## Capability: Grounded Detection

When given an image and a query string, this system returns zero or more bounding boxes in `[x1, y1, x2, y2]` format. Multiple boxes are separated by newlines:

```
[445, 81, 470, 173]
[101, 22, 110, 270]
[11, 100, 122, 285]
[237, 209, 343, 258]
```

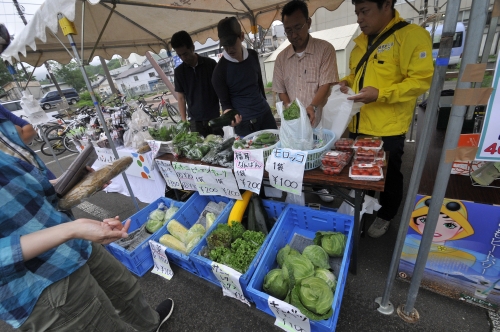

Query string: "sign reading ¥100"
[477, 55, 500, 161]
[265, 148, 308, 195]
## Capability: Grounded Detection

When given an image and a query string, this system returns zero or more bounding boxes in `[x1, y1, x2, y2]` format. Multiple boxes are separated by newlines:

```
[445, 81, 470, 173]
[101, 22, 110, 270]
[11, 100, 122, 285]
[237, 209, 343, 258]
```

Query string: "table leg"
[350, 189, 363, 275]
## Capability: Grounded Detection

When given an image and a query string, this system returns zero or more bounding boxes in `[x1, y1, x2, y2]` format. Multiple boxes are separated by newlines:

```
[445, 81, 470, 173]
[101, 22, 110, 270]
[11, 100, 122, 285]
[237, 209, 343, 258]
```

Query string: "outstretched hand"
[75, 218, 131, 245]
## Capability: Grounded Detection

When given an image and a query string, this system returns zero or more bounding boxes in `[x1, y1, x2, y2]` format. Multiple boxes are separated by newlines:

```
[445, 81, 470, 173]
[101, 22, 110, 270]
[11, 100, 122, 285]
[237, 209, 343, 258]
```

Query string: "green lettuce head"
[291, 276, 334, 320]
[314, 268, 337, 291]
[277, 244, 301, 268]
[282, 254, 315, 286]
[313, 231, 347, 257]
[302, 245, 330, 269]
[263, 269, 289, 300]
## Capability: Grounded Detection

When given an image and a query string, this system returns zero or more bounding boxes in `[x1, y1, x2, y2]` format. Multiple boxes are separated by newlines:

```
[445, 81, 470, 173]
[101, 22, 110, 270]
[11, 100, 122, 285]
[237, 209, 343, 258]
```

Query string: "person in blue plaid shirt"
[0, 104, 174, 331]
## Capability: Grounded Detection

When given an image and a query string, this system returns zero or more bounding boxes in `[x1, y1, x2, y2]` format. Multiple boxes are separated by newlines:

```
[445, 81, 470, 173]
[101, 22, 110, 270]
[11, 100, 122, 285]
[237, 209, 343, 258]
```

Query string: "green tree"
[1, 61, 30, 87]
[52, 61, 86, 92]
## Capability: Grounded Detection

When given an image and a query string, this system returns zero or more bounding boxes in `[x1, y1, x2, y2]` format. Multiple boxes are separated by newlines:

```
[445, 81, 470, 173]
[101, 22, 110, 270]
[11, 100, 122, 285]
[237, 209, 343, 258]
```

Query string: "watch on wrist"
[309, 104, 318, 113]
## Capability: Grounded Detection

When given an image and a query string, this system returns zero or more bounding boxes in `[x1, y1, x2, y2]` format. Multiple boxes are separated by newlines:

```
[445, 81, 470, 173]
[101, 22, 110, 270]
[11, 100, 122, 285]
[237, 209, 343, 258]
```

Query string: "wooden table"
[157, 154, 387, 274]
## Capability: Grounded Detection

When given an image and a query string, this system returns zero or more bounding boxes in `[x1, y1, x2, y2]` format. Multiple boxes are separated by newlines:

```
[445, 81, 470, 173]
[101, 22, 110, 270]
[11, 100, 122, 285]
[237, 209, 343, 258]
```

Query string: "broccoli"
[230, 222, 246, 242]
[206, 224, 232, 250]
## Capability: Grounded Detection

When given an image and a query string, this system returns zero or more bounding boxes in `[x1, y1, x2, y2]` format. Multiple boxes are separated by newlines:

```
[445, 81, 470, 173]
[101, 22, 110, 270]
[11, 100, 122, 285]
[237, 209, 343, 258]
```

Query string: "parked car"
[39, 88, 80, 110]
[0, 100, 23, 112]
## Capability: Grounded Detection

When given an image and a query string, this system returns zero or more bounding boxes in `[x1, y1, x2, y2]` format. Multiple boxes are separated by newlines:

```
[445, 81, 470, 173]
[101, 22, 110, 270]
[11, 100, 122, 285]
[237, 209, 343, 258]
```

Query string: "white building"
[114, 56, 173, 95]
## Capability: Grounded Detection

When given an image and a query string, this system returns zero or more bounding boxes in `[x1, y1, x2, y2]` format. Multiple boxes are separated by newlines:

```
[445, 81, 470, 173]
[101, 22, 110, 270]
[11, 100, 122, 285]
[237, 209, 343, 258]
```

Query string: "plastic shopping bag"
[20, 91, 49, 125]
[123, 109, 153, 148]
[320, 85, 362, 141]
[337, 190, 381, 219]
[277, 99, 313, 150]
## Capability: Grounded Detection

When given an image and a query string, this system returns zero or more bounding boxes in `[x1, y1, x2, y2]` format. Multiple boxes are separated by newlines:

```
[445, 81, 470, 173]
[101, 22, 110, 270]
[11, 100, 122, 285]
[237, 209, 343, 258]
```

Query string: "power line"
[1, 13, 34, 15]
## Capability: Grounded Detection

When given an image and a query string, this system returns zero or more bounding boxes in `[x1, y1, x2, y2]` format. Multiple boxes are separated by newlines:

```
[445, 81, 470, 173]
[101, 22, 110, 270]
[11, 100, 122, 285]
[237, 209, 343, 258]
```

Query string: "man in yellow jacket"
[340, 0, 433, 238]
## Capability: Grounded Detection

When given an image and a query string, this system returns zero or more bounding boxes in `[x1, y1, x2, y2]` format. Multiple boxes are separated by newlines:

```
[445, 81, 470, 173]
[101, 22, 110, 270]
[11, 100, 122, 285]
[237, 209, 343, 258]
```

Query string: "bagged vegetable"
[159, 234, 187, 254]
[164, 203, 179, 224]
[167, 219, 189, 243]
[185, 224, 206, 244]
[313, 231, 347, 257]
[145, 202, 167, 233]
[186, 234, 204, 253]
[277, 99, 313, 150]
[205, 212, 216, 229]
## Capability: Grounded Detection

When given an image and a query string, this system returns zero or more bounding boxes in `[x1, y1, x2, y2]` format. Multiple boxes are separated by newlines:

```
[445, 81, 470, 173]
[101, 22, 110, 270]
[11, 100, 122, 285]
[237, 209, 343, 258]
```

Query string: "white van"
[425, 22, 466, 66]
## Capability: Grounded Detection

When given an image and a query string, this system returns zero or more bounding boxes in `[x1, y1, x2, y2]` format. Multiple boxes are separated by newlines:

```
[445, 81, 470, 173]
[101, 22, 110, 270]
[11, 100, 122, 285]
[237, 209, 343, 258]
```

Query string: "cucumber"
[247, 197, 256, 231]
[216, 137, 236, 152]
[251, 196, 269, 235]
[208, 109, 240, 128]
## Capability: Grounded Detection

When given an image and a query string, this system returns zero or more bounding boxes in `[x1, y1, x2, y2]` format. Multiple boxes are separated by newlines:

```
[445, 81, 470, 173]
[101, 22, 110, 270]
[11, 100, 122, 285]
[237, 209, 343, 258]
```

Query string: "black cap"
[217, 17, 242, 46]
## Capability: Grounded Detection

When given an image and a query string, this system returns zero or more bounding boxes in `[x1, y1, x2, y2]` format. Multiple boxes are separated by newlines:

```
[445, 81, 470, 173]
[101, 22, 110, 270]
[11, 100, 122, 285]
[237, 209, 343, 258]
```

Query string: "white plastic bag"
[20, 91, 49, 125]
[277, 99, 313, 150]
[123, 109, 153, 148]
[337, 190, 381, 219]
[320, 85, 362, 141]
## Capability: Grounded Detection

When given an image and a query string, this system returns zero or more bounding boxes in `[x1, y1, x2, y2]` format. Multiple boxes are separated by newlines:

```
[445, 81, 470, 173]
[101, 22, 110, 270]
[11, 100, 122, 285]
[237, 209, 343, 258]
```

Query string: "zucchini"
[247, 198, 256, 231]
[251, 196, 269, 235]
[228, 190, 253, 226]
[208, 109, 240, 128]
[216, 137, 236, 152]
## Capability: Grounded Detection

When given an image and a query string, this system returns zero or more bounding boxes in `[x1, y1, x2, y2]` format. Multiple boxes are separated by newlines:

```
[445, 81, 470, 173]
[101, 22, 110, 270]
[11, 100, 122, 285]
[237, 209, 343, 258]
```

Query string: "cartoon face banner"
[399, 195, 500, 310]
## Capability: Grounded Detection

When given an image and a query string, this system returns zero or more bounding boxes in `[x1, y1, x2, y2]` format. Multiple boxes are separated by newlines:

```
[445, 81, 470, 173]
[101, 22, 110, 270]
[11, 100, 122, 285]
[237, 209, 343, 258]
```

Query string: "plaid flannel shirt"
[0, 118, 91, 328]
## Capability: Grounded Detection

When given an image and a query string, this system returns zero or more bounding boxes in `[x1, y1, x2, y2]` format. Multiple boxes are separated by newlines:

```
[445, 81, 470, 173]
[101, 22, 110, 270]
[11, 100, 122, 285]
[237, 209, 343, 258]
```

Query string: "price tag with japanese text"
[172, 162, 198, 191]
[268, 296, 310, 332]
[209, 166, 242, 200]
[147, 140, 162, 159]
[155, 159, 182, 189]
[211, 262, 250, 306]
[189, 164, 219, 196]
[149, 240, 174, 280]
[265, 148, 308, 195]
[233, 149, 265, 194]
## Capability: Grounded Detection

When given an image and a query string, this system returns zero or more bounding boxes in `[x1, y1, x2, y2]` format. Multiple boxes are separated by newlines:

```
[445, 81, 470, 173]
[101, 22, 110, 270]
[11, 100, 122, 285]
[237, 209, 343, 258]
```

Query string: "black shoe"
[156, 298, 174, 332]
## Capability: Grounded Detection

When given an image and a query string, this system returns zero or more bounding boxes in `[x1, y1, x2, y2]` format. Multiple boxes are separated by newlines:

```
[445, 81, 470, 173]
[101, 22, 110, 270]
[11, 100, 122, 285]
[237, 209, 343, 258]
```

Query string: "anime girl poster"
[399, 195, 500, 310]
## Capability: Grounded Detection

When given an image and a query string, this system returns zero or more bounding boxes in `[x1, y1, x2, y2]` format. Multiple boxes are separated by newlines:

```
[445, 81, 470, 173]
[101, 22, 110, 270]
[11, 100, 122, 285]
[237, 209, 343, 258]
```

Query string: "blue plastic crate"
[189, 199, 287, 301]
[150, 193, 234, 275]
[246, 205, 353, 332]
[106, 197, 184, 277]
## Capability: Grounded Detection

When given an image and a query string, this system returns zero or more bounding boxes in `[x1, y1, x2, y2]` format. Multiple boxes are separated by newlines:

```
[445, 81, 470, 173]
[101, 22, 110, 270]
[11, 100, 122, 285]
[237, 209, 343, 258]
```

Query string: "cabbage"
[164, 206, 179, 224]
[282, 254, 315, 285]
[277, 245, 301, 268]
[149, 202, 166, 222]
[302, 245, 330, 269]
[313, 231, 347, 257]
[145, 218, 163, 233]
[263, 269, 289, 300]
[314, 268, 337, 291]
[291, 277, 334, 320]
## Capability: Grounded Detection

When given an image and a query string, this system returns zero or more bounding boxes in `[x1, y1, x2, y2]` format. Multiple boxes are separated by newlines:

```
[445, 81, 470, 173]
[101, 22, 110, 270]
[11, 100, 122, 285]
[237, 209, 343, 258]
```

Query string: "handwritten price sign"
[149, 240, 174, 280]
[172, 162, 198, 191]
[211, 262, 250, 306]
[265, 148, 308, 195]
[190, 164, 219, 196]
[233, 149, 264, 194]
[155, 160, 182, 189]
[477, 56, 500, 161]
[210, 166, 242, 200]
[268, 296, 310, 332]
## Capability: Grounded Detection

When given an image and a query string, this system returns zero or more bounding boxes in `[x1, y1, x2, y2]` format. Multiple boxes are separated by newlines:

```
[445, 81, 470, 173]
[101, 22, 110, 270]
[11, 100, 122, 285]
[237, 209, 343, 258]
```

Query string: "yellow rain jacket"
[341, 10, 434, 136]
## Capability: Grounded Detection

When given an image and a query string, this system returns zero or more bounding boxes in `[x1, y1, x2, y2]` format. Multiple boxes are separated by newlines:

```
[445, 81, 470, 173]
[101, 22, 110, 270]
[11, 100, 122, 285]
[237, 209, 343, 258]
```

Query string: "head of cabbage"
[291, 276, 334, 320]
[282, 254, 315, 286]
[263, 269, 289, 300]
[313, 231, 347, 257]
[314, 268, 337, 291]
[277, 245, 301, 268]
[302, 245, 330, 270]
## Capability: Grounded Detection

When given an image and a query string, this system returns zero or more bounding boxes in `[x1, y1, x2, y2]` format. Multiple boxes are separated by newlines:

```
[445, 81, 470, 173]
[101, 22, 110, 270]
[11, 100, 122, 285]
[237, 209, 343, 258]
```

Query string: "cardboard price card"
[189, 164, 220, 196]
[210, 166, 242, 200]
[268, 296, 310, 332]
[265, 148, 308, 195]
[233, 149, 265, 194]
[155, 159, 182, 189]
[172, 162, 198, 191]
[148, 240, 174, 280]
[211, 262, 250, 306]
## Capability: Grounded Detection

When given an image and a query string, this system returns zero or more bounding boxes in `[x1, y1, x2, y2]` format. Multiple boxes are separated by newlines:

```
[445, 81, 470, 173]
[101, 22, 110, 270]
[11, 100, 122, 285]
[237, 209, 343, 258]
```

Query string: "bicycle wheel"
[63, 136, 79, 153]
[167, 104, 181, 123]
[34, 123, 54, 142]
[45, 125, 64, 139]
[40, 137, 66, 156]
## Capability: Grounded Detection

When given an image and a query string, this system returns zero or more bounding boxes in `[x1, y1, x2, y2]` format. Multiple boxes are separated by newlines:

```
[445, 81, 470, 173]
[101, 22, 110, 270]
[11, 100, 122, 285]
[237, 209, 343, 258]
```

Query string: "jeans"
[350, 133, 405, 221]
[19, 243, 159, 332]
[234, 110, 277, 137]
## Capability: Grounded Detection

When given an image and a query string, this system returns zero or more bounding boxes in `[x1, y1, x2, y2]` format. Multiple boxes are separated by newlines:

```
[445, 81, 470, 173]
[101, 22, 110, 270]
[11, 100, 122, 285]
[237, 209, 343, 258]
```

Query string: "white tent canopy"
[263, 23, 360, 83]
[2, 0, 344, 66]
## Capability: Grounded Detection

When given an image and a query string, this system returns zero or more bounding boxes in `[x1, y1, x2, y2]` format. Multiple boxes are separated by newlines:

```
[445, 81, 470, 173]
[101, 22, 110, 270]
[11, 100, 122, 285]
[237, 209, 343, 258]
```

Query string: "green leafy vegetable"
[230, 222, 246, 241]
[263, 269, 289, 300]
[277, 245, 300, 268]
[290, 277, 334, 320]
[314, 268, 337, 291]
[283, 100, 300, 120]
[302, 245, 330, 270]
[282, 254, 315, 286]
[145, 218, 163, 234]
[206, 224, 232, 250]
[313, 231, 347, 257]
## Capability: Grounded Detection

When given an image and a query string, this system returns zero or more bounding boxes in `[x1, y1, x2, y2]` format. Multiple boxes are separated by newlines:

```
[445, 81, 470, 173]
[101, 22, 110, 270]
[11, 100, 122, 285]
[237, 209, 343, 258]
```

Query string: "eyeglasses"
[284, 21, 307, 37]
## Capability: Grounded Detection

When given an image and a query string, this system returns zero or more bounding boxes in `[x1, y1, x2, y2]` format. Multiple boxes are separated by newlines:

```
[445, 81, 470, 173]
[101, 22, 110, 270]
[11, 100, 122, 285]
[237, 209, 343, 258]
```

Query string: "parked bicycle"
[153, 91, 181, 124]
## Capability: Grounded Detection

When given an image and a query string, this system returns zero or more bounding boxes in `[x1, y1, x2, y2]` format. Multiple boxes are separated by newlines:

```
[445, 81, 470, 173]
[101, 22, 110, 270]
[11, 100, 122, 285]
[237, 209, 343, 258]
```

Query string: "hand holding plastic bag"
[277, 99, 313, 150]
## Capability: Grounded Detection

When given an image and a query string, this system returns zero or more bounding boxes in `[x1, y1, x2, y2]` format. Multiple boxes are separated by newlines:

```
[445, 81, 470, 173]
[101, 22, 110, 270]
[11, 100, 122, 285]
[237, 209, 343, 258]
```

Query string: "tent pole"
[100, 56, 118, 95]
[58, 14, 140, 212]
[145, 52, 178, 101]
[374, 0, 461, 317]
[399, 0, 489, 319]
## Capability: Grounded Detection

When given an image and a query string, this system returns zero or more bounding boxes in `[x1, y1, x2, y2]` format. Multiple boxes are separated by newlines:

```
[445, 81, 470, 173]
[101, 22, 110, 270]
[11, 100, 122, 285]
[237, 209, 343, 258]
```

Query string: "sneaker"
[367, 217, 390, 238]
[316, 189, 334, 203]
[156, 298, 174, 332]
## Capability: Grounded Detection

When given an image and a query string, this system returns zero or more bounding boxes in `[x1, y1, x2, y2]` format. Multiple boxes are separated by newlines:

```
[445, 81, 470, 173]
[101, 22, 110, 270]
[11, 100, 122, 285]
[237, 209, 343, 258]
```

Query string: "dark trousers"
[190, 120, 224, 137]
[234, 110, 277, 137]
[350, 133, 405, 221]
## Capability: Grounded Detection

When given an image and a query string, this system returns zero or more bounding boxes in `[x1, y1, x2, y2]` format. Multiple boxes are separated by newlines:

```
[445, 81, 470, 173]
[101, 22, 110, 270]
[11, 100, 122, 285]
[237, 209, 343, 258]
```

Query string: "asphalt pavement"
[0, 114, 494, 332]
